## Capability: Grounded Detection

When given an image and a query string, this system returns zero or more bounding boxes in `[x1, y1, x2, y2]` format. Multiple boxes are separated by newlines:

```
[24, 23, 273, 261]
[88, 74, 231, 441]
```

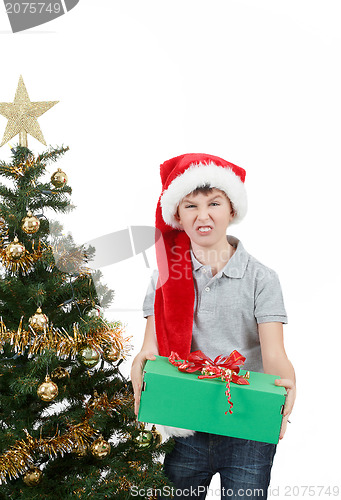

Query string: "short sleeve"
[254, 270, 288, 324]
[142, 269, 159, 318]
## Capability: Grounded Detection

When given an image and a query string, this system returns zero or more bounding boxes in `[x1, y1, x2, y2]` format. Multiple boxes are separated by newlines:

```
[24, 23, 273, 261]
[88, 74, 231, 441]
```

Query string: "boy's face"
[174, 188, 234, 248]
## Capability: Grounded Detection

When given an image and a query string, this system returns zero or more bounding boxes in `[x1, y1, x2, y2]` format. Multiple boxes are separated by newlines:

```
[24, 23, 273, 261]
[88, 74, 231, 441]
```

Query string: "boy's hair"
[190, 183, 214, 196]
[176, 184, 236, 217]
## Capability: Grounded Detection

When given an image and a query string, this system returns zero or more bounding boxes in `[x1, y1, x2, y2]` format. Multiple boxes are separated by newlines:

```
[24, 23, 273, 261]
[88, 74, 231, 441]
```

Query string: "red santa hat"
[154, 153, 247, 359]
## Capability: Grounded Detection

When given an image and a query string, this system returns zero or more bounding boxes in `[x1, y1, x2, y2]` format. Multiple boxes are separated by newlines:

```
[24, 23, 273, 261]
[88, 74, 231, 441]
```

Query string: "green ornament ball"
[133, 429, 153, 450]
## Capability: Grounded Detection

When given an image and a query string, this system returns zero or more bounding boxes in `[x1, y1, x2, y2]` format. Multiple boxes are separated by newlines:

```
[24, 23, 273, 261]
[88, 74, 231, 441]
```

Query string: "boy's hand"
[275, 378, 296, 440]
[130, 351, 157, 417]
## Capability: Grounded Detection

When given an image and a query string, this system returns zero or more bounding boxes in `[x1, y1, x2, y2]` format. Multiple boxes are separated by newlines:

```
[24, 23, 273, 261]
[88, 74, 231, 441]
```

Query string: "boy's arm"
[258, 322, 296, 440]
[130, 315, 159, 416]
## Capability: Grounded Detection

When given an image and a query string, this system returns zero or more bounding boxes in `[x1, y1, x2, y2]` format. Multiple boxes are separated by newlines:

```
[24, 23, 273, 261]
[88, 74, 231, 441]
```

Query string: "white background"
[0, 1, 340, 497]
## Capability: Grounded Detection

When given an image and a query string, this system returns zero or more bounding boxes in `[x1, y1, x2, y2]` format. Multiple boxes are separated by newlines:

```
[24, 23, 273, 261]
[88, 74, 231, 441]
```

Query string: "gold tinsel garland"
[87, 390, 135, 417]
[0, 153, 36, 179]
[0, 421, 98, 485]
[0, 217, 7, 242]
[2, 154, 36, 180]
[0, 318, 131, 360]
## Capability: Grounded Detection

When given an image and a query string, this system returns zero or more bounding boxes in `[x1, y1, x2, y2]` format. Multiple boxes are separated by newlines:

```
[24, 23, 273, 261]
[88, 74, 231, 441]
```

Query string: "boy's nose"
[197, 209, 211, 221]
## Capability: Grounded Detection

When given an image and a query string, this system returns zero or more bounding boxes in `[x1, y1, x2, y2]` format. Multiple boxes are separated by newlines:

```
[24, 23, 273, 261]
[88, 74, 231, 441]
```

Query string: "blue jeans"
[160, 432, 276, 499]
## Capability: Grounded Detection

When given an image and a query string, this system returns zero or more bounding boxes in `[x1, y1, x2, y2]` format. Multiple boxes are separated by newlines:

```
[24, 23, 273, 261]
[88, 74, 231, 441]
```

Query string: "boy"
[131, 153, 296, 500]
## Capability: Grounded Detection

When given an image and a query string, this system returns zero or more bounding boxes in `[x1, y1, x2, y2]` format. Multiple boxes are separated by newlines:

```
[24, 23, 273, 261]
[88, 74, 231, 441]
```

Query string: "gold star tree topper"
[0, 75, 58, 147]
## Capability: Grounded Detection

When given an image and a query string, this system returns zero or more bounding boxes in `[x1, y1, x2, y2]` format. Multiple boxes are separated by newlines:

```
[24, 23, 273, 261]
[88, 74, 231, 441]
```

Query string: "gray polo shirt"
[143, 235, 287, 373]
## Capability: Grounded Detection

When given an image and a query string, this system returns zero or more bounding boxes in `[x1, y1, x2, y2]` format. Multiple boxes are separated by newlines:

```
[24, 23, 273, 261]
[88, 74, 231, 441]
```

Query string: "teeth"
[198, 227, 211, 232]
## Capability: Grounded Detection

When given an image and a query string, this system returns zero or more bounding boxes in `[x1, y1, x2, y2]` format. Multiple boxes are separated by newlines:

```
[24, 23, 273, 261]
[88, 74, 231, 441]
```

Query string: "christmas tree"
[0, 77, 173, 499]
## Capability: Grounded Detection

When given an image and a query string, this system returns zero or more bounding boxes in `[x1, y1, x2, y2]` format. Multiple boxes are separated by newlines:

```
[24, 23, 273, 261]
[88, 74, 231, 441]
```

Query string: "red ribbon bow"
[169, 350, 250, 414]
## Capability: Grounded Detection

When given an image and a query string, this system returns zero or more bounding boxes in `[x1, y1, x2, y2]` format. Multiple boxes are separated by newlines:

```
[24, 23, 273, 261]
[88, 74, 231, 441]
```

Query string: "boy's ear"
[174, 214, 182, 225]
[174, 209, 182, 226]
[230, 202, 236, 218]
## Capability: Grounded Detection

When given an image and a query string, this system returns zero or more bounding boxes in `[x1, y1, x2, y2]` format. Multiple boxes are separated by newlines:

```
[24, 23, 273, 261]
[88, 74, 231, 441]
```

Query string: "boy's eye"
[184, 202, 220, 208]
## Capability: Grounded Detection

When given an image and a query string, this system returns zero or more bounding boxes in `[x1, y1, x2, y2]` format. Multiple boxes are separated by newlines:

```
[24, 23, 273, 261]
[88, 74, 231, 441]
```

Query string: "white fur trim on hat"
[143, 423, 196, 440]
[160, 161, 247, 229]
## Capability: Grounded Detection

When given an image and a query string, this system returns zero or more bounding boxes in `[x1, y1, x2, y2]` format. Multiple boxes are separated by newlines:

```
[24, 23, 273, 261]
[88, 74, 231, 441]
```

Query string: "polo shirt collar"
[190, 235, 249, 279]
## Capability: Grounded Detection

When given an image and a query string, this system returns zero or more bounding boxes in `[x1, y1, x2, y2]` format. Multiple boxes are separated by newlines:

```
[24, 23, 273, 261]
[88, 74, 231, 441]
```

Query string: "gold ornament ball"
[51, 168, 68, 188]
[133, 429, 153, 449]
[91, 437, 111, 459]
[78, 346, 100, 368]
[29, 307, 49, 331]
[51, 366, 70, 382]
[37, 375, 58, 402]
[103, 345, 120, 363]
[5, 236, 25, 260]
[21, 211, 40, 234]
[23, 467, 42, 487]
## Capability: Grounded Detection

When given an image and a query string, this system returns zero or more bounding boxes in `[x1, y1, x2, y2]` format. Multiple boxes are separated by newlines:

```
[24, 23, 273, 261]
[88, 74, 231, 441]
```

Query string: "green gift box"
[138, 355, 286, 444]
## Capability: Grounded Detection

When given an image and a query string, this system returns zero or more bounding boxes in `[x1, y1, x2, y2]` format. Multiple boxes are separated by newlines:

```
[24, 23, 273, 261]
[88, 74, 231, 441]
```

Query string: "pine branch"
[0, 185, 17, 204]
[10, 145, 33, 164]
[36, 146, 70, 165]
